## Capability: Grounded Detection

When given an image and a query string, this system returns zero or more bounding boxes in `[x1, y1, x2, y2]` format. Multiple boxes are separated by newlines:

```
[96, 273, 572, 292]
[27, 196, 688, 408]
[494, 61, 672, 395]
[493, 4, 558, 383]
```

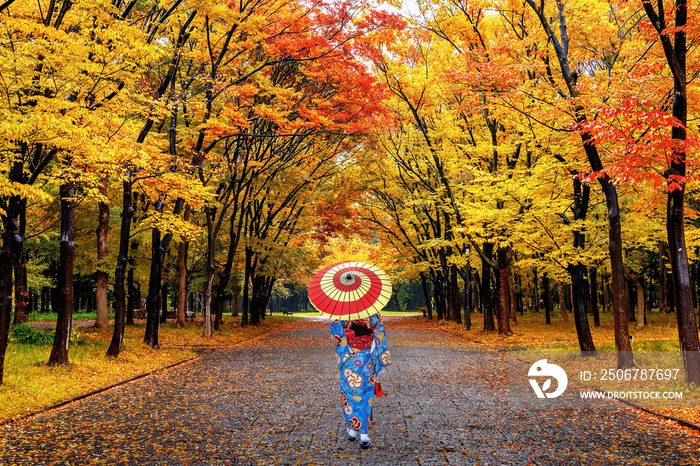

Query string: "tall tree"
[642, 0, 700, 382]
[522, 0, 630, 364]
[95, 182, 110, 328]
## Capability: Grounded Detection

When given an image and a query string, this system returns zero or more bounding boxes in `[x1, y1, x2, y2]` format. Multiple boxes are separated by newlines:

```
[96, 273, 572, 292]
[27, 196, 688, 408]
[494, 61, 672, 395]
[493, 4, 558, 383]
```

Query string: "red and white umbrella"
[308, 261, 392, 320]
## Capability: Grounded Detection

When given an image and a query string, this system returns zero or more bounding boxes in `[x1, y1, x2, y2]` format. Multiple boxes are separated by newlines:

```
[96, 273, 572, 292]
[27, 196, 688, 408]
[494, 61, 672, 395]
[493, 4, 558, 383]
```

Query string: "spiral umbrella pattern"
[307, 261, 392, 320]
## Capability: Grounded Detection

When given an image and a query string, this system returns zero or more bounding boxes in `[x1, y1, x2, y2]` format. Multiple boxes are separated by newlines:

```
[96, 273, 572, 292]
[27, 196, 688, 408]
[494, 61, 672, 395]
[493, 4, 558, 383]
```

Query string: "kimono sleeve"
[330, 320, 349, 360]
[370, 313, 391, 375]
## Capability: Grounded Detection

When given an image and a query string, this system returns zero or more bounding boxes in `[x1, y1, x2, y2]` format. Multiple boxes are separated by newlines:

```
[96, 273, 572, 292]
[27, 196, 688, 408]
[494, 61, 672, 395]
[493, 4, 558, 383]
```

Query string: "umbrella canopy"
[308, 261, 392, 320]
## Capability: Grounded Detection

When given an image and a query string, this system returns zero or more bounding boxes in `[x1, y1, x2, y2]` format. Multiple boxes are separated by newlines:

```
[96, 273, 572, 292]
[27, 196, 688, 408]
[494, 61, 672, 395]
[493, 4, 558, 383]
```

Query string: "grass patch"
[28, 311, 113, 322]
[434, 310, 680, 351]
[0, 316, 289, 422]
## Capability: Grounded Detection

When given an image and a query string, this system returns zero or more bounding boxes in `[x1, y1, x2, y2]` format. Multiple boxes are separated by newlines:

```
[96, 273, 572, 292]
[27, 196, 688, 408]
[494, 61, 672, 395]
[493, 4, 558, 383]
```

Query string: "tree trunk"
[95, 182, 110, 328]
[543, 273, 552, 325]
[642, 0, 700, 386]
[41, 287, 48, 313]
[626, 268, 645, 329]
[242, 247, 251, 326]
[472, 272, 479, 315]
[434, 273, 445, 320]
[144, 199, 164, 348]
[0, 213, 21, 383]
[12, 199, 28, 325]
[658, 242, 668, 313]
[462, 265, 472, 329]
[231, 275, 239, 317]
[557, 281, 569, 321]
[595, 174, 632, 367]
[107, 180, 134, 356]
[13, 252, 28, 325]
[533, 268, 539, 312]
[507, 248, 517, 325]
[160, 282, 169, 324]
[202, 207, 216, 337]
[249, 273, 263, 326]
[215, 216, 237, 330]
[48, 182, 75, 366]
[450, 263, 461, 324]
[127, 265, 136, 325]
[87, 290, 94, 314]
[602, 275, 610, 313]
[176, 238, 188, 327]
[482, 244, 496, 331]
[668, 172, 700, 380]
[496, 247, 513, 335]
[420, 272, 432, 319]
[568, 176, 595, 354]
[0, 254, 13, 384]
[516, 273, 525, 315]
[569, 264, 596, 353]
[590, 266, 600, 327]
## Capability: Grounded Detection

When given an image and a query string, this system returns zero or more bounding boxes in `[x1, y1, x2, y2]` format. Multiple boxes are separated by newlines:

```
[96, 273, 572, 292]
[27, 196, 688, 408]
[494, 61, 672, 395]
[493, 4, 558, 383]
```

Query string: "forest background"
[1, 0, 700, 401]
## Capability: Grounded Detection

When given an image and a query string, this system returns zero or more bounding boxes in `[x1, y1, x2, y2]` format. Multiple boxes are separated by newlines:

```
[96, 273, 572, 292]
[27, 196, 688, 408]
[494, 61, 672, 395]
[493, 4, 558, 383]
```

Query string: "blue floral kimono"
[330, 313, 391, 434]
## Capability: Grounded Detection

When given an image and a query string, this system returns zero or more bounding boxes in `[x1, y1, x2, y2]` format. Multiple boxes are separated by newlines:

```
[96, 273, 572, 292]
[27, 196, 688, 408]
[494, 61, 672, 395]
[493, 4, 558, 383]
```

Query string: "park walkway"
[1, 316, 699, 465]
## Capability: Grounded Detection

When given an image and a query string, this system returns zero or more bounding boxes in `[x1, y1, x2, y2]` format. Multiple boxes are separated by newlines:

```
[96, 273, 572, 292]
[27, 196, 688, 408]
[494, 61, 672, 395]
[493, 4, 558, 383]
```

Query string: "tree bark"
[12, 199, 28, 325]
[507, 248, 517, 325]
[215, 214, 237, 331]
[95, 182, 110, 328]
[482, 244, 496, 331]
[450, 263, 461, 324]
[48, 182, 75, 366]
[126, 263, 136, 325]
[533, 268, 539, 312]
[594, 166, 632, 367]
[231, 275, 239, 317]
[107, 180, 134, 356]
[659, 241, 670, 314]
[590, 266, 600, 327]
[0, 253, 13, 384]
[0, 215, 21, 383]
[568, 176, 595, 354]
[176, 222, 189, 327]
[144, 199, 164, 348]
[462, 265, 472, 329]
[202, 206, 217, 337]
[160, 282, 169, 324]
[543, 273, 552, 325]
[496, 247, 513, 335]
[625, 268, 645, 329]
[13, 252, 28, 325]
[558, 281, 569, 321]
[602, 275, 610, 313]
[242, 247, 251, 326]
[569, 263, 596, 353]
[420, 272, 432, 319]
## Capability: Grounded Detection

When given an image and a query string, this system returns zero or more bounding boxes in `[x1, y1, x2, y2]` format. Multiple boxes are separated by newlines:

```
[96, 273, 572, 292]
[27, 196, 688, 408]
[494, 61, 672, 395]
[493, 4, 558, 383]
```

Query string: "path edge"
[604, 392, 700, 432]
[436, 325, 700, 433]
[0, 325, 287, 427]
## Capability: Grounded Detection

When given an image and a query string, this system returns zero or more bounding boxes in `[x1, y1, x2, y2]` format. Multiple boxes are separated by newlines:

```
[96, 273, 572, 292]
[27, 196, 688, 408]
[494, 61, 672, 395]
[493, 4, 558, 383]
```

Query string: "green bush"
[10, 323, 54, 345]
[9, 323, 84, 346]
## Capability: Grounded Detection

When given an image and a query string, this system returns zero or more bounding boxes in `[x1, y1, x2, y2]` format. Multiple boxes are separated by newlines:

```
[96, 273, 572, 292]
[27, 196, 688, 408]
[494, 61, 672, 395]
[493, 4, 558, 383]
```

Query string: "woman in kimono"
[330, 313, 391, 449]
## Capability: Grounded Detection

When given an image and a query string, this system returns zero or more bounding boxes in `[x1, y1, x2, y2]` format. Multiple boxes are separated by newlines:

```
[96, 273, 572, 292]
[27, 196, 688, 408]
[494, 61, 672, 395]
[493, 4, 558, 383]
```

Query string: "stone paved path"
[2, 317, 700, 465]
